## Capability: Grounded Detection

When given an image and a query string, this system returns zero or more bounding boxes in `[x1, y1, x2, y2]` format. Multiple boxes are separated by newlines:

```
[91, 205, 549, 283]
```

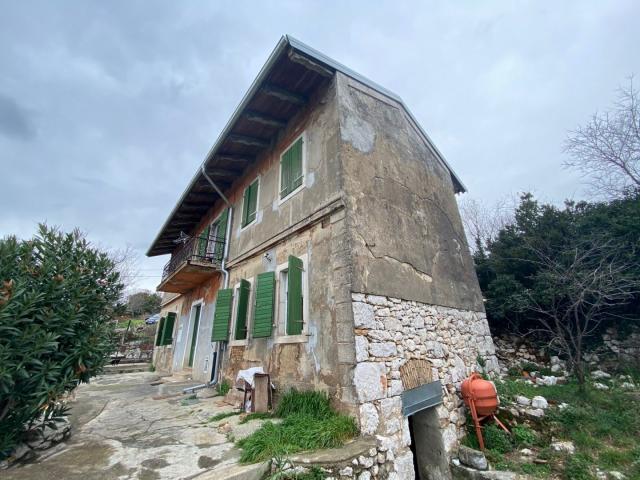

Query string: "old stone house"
[148, 36, 497, 479]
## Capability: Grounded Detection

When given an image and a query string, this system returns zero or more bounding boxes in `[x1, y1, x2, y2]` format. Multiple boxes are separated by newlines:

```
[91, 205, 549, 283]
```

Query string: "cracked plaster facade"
[153, 69, 496, 478]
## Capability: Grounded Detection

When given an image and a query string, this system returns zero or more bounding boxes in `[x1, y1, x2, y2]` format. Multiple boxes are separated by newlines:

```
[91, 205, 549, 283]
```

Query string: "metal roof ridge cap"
[146, 36, 291, 257]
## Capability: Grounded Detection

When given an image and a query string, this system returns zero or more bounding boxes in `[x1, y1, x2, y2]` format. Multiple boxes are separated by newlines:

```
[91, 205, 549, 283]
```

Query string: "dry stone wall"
[351, 293, 498, 478]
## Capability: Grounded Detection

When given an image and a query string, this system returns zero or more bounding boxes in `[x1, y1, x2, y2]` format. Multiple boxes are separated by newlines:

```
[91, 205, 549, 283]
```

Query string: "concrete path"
[4, 372, 255, 480]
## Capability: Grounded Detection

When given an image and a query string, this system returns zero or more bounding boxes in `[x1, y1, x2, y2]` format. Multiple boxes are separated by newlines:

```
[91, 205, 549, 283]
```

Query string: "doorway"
[408, 407, 451, 480]
[187, 304, 201, 368]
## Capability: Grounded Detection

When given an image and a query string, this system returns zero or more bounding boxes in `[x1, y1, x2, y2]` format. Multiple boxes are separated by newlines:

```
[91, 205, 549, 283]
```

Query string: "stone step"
[103, 363, 150, 374]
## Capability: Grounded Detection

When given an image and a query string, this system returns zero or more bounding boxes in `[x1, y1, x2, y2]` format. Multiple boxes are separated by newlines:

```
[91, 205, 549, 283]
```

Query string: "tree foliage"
[126, 291, 161, 316]
[476, 192, 640, 336]
[0, 225, 123, 457]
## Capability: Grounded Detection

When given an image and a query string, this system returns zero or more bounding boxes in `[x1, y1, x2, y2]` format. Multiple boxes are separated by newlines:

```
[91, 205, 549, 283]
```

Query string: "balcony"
[156, 233, 225, 294]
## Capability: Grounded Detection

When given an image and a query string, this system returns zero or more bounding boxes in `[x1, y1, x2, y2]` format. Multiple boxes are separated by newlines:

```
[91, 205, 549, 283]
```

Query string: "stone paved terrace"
[3, 372, 270, 480]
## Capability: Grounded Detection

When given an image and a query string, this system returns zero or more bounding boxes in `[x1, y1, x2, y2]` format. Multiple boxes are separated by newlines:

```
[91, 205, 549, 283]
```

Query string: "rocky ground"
[1, 372, 273, 480]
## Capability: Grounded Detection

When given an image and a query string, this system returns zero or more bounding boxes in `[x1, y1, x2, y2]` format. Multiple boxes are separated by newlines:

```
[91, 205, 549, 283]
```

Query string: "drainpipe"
[200, 165, 233, 387]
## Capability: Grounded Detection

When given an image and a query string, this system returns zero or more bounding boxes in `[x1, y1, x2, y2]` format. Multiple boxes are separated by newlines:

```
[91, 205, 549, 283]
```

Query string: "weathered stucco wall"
[221, 209, 356, 408]
[153, 295, 183, 374]
[336, 73, 483, 312]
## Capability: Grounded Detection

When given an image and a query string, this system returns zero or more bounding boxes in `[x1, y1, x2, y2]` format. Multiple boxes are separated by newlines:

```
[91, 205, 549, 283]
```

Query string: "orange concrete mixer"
[461, 373, 509, 450]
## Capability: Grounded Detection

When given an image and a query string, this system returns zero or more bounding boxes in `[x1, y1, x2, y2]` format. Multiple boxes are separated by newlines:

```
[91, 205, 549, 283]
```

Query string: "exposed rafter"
[215, 154, 253, 167]
[261, 83, 307, 105]
[288, 49, 333, 77]
[242, 110, 287, 128]
[227, 134, 270, 148]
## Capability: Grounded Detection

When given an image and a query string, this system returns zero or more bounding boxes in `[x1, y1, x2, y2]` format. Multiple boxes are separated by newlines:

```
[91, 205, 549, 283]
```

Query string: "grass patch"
[237, 390, 358, 464]
[216, 380, 231, 397]
[239, 412, 274, 424]
[209, 410, 241, 422]
[485, 374, 640, 479]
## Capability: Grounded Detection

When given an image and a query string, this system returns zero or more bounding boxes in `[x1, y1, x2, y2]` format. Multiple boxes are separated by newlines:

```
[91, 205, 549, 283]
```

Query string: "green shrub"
[512, 424, 537, 447]
[217, 380, 231, 396]
[0, 225, 123, 458]
[564, 453, 594, 480]
[483, 424, 513, 454]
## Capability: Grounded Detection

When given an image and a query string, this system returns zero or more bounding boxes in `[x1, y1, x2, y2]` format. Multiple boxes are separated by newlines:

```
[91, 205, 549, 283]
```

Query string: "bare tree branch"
[564, 76, 640, 198]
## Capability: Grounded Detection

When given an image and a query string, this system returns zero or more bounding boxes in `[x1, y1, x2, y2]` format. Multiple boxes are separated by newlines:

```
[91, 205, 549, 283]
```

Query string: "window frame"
[278, 132, 306, 205]
[184, 298, 204, 368]
[240, 177, 260, 230]
[274, 254, 310, 343]
[229, 278, 253, 346]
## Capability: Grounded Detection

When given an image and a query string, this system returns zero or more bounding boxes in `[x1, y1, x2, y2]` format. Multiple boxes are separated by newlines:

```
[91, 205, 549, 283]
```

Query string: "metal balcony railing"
[161, 233, 225, 282]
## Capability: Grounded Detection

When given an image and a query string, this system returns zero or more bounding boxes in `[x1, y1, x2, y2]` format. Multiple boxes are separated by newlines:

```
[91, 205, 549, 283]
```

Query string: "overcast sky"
[2, 1, 638, 291]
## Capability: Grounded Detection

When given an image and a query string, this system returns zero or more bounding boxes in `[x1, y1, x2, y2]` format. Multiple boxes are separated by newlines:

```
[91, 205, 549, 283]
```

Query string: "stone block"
[369, 342, 397, 358]
[355, 336, 369, 362]
[359, 403, 379, 435]
[354, 362, 387, 402]
[353, 302, 376, 329]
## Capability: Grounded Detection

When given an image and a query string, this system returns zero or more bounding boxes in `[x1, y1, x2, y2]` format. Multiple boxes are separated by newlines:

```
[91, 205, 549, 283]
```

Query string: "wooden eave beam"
[227, 134, 270, 148]
[204, 168, 241, 179]
[261, 83, 307, 105]
[288, 49, 333, 78]
[215, 154, 253, 167]
[242, 110, 287, 128]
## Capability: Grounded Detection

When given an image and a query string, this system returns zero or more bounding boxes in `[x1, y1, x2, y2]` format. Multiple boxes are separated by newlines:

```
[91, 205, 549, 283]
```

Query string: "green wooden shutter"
[214, 209, 229, 260]
[247, 181, 258, 224]
[162, 312, 176, 345]
[212, 289, 233, 341]
[280, 147, 292, 198]
[290, 138, 303, 191]
[235, 279, 251, 340]
[280, 137, 303, 199]
[241, 186, 250, 227]
[198, 226, 210, 258]
[253, 271, 275, 338]
[287, 256, 304, 335]
[155, 317, 166, 347]
[241, 181, 259, 227]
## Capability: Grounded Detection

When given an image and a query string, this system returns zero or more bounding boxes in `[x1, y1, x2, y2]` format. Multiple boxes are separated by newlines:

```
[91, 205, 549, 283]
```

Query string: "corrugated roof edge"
[146, 35, 465, 257]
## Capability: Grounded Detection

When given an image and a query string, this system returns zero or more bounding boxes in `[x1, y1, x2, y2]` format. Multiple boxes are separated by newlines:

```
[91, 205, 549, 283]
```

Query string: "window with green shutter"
[241, 179, 259, 228]
[234, 279, 251, 340]
[286, 256, 304, 335]
[155, 317, 166, 347]
[162, 312, 176, 345]
[280, 136, 304, 199]
[253, 271, 275, 338]
[213, 209, 229, 261]
[212, 289, 233, 341]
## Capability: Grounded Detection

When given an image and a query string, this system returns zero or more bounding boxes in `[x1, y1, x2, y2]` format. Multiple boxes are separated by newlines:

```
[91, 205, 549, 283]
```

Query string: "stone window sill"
[273, 334, 310, 344]
[229, 339, 248, 347]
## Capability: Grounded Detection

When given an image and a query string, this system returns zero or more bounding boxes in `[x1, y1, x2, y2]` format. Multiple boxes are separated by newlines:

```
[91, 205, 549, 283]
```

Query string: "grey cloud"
[0, 1, 638, 291]
[0, 94, 36, 140]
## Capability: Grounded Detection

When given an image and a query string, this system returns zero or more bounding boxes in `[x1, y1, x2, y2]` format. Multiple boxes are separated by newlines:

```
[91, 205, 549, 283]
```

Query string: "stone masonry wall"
[351, 293, 498, 479]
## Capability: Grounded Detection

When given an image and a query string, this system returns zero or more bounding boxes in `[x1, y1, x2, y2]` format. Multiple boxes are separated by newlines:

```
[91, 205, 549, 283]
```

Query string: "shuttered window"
[213, 209, 229, 261]
[241, 180, 259, 227]
[162, 312, 176, 345]
[253, 271, 275, 338]
[212, 289, 233, 341]
[280, 137, 304, 199]
[286, 256, 304, 335]
[155, 317, 166, 346]
[234, 279, 251, 340]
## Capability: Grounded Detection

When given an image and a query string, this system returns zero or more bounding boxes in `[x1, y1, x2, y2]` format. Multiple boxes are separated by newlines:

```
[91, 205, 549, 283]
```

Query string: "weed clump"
[237, 389, 358, 463]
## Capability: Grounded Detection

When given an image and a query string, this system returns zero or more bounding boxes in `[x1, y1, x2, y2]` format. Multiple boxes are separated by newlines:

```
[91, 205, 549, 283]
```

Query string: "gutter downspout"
[199, 166, 234, 388]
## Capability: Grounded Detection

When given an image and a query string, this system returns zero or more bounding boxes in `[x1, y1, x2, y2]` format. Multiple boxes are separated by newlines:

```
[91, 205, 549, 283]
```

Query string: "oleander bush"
[0, 225, 123, 458]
